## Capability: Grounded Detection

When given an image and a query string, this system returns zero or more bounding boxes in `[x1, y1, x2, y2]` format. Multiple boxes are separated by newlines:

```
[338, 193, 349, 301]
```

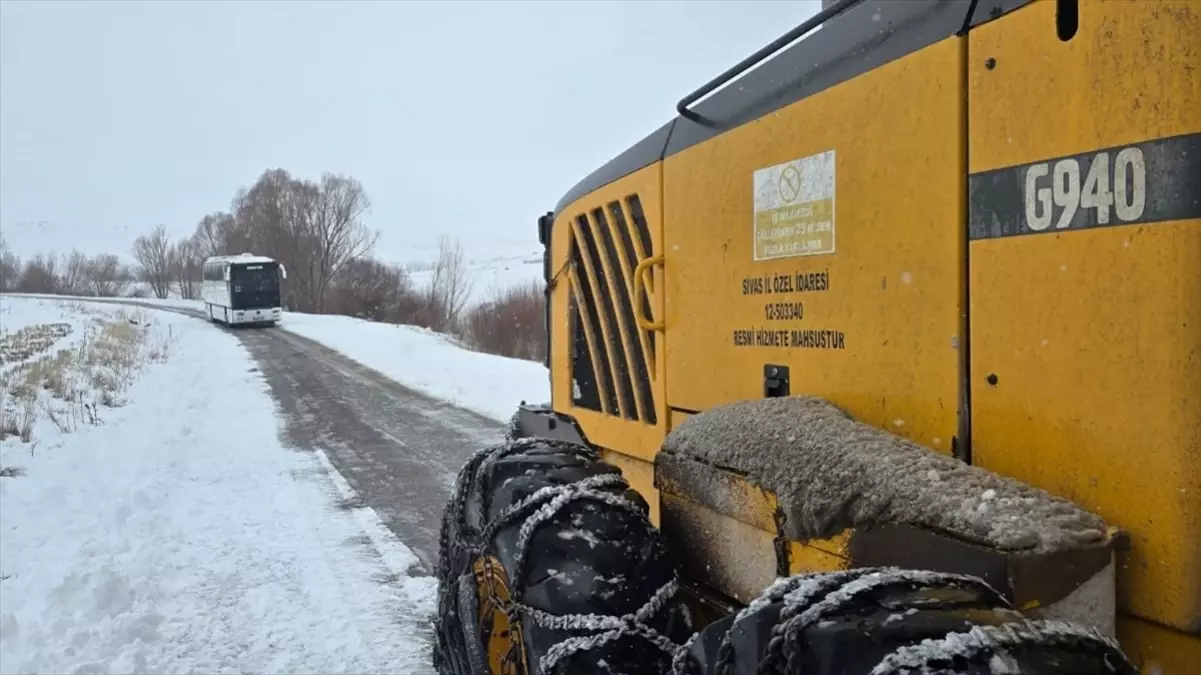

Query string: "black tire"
[678, 567, 1137, 675]
[433, 437, 694, 675]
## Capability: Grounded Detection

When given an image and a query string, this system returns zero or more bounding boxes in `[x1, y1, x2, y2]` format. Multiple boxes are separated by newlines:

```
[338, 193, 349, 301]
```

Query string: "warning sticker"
[752, 149, 836, 261]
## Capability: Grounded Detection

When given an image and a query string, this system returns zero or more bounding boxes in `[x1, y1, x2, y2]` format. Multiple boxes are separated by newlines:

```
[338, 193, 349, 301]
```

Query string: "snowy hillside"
[281, 311, 549, 421]
[403, 247, 544, 309]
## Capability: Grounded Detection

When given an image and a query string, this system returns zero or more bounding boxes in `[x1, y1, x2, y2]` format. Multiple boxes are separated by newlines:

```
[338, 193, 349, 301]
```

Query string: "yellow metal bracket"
[633, 254, 665, 332]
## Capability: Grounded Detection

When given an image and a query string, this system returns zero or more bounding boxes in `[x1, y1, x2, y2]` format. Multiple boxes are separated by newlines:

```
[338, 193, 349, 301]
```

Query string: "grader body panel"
[494, 0, 1201, 672]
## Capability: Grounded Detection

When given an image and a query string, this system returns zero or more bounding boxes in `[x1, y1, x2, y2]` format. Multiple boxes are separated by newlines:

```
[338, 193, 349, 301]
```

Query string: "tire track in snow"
[233, 326, 503, 573]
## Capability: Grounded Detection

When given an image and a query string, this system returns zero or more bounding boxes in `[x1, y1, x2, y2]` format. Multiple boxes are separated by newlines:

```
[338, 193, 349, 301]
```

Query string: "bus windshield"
[230, 263, 279, 293]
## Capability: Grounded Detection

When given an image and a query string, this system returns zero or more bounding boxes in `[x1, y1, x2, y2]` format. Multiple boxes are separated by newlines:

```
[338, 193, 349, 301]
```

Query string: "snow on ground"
[0, 297, 94, 373]
[281, 312, 550, 422]
[0, 296, 437, 675]
[4, 292, 550, 423]
[126, 297, 203, 312]
[2, 293, 201, 315]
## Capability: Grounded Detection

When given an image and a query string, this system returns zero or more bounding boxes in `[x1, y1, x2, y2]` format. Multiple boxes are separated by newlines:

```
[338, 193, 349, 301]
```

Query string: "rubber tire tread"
[434, 438, 693, 675]
[683, 569, 1137, 675]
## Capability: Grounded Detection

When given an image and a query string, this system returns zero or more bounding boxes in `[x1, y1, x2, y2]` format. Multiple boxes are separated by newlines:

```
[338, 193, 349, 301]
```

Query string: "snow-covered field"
[0, 297, 437, 675]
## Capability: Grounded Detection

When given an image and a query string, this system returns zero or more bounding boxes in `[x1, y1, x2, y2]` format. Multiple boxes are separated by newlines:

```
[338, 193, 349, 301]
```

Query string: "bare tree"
[60, 250, 89, 295]
[86, 254, 131, 297]
[0, 236, 19, 292]
[132, 225, 174, 298]
[228, 169, 315, 310]
[67, 168, 382, 313]
[220, 169, 377, 314]
[192, 211, 236, 258]
[419, 235, 473, 332]
[309, 174, 378, 312]
[264, 175, 321, 311]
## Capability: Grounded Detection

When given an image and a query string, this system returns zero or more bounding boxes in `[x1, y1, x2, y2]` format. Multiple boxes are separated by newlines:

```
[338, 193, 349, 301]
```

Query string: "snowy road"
[33, 297, 508, 571]
[233, 324, 504, 572]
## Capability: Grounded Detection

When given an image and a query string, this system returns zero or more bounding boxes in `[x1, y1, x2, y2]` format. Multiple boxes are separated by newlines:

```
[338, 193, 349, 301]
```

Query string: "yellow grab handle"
[633, 254, 665, 332]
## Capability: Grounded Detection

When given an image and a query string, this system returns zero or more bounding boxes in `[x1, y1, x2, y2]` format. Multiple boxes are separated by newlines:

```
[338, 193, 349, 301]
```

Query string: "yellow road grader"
[434, 0, 1201, 672]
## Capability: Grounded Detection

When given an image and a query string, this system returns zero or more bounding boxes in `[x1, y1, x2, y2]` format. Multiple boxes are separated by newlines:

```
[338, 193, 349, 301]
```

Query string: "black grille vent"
[567, 194, 657, 425]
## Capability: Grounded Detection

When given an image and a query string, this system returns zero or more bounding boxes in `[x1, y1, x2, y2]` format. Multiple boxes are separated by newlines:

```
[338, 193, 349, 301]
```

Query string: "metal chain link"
[448, 438, 685, 675]
[781, 569, 1006, 674]
[754, 568, 889, 675]
[869, 618, 1133, 675]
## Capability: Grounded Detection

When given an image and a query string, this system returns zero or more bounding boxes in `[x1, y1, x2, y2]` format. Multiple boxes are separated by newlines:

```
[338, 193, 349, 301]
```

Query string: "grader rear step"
[434, 0, 1200, 671]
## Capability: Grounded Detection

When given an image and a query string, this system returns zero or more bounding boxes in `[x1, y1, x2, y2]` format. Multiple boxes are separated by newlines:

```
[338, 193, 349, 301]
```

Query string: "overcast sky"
[1, 0, 819, 263]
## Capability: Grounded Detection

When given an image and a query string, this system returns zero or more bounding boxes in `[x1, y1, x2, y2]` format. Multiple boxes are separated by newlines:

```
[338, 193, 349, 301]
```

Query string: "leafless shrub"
[460, 280, 547, 362]
[43, 361, 70, 398]
[16, 253, 61, 294]
[41, 398, 71, 434]
[80, 309, 163, 408]
[146, 325, 173, 363]
[17, 396, 36, 442]
[0, 383, 18, 441]
[325, 257, 421, 322]
[86, 318, 140, 374]
[86, 253, 133, 297]
[170, 238, 202, 299]
[60, 250, 89, 295]
[5, 249, 142, 298]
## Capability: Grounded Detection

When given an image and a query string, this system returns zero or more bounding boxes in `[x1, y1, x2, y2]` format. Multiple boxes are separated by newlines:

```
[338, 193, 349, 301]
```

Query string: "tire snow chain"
[456, 437, 687, 675]
[869, 618, 1134, 675]
[675, 567, 1133, 675]
[671, 569, 896, 675]
[769, 569, 1012, 674]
